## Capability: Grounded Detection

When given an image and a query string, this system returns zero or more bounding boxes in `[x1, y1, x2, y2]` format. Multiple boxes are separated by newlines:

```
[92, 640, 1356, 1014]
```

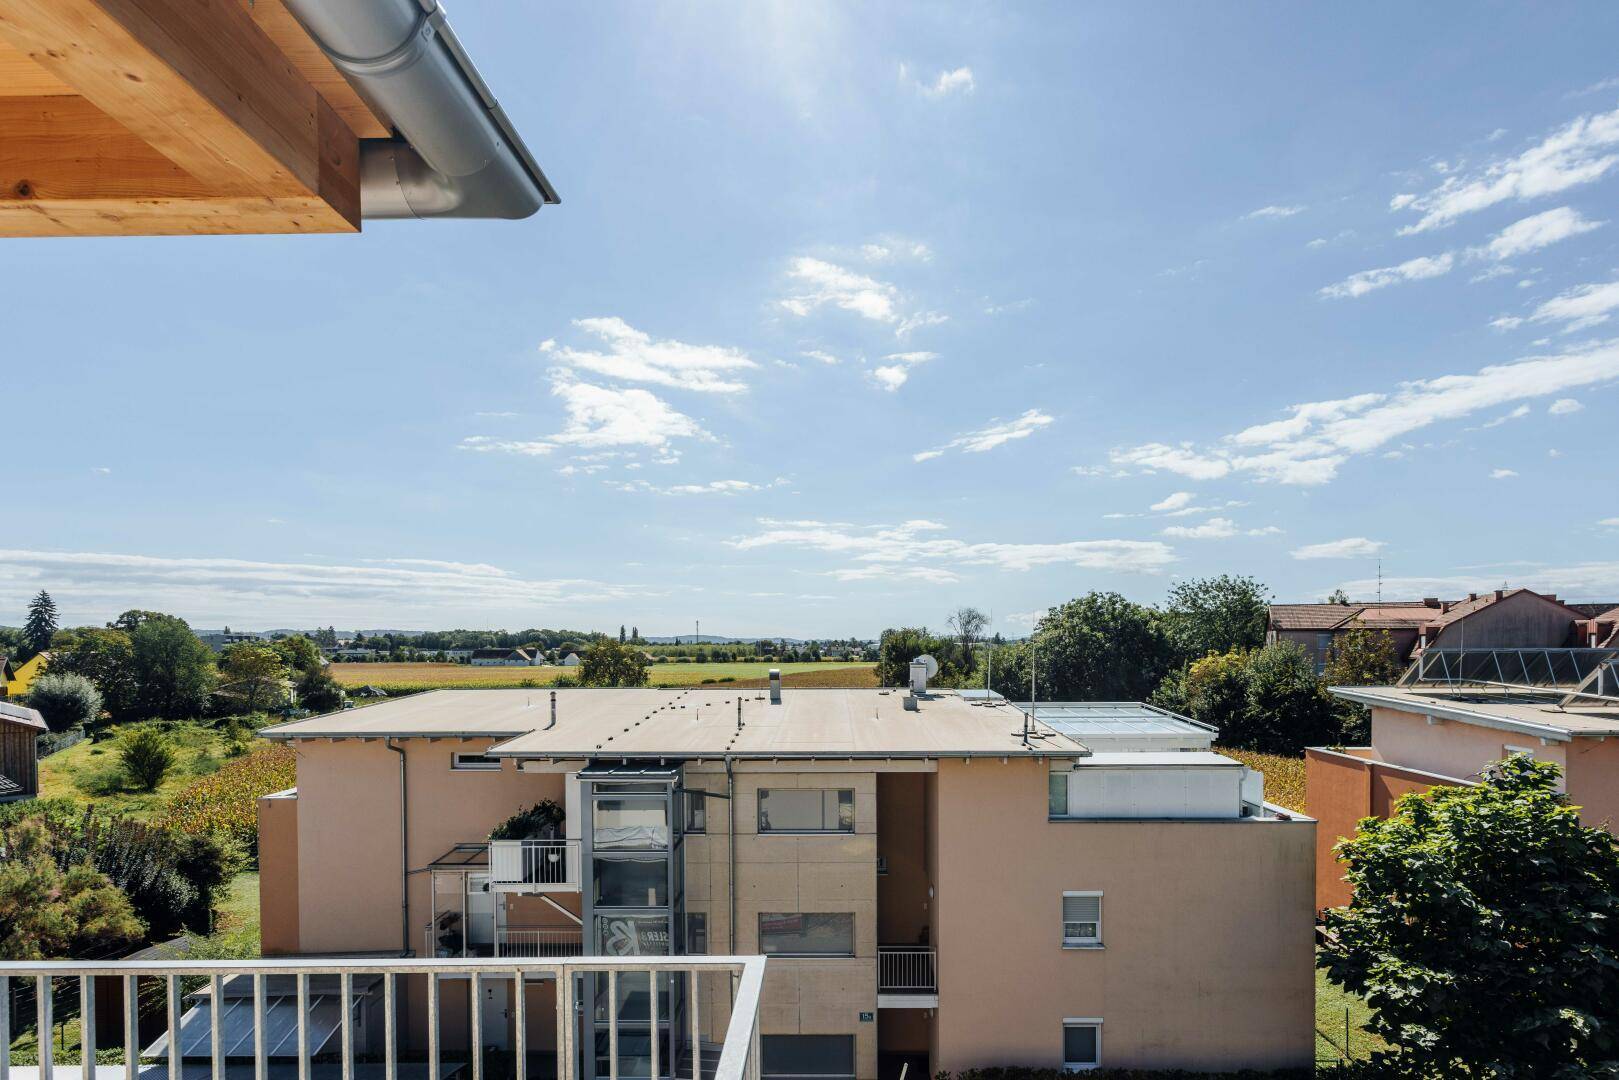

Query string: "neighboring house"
[1268, 589, 1615, 674]
[255, 675, 1315, 1077]
[470, 648, 540, 667]
[201, 631, 268, 652]
[441, 649, 476, 663]
[0, 699, 46, 803]
[1308, 647, 1619, 912]
[5, 651, 51, 697]
[0, 656, 16, 699]
[559, 652, 582, 667]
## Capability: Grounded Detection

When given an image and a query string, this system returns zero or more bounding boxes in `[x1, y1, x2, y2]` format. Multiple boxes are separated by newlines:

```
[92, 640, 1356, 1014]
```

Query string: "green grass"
[1315, 959, 1386, 1064]
[37, 721, 246, 820]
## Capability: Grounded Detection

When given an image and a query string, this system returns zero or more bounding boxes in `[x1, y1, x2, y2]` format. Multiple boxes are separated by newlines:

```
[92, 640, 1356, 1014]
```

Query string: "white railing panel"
[877, 946, 937, 993]
[489, 839, 582, 889]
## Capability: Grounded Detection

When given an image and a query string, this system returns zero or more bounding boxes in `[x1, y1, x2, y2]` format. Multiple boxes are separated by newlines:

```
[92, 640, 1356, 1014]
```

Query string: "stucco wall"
[1370, 707, 1567, 785]
[931, 758, 1314, 1073]
[1565, 737, 1619, 830]
[257, 791, 300, 955]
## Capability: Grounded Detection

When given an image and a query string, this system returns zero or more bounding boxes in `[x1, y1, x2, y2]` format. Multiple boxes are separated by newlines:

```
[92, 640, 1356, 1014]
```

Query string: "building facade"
[258, 682, 1314, 1077]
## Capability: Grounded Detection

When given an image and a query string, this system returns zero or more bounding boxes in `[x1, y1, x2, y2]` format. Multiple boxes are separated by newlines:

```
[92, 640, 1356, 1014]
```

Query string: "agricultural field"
[329, 660, 878, 691]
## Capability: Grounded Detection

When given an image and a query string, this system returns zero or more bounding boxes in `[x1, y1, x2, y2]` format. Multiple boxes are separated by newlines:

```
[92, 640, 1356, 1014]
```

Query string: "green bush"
[26, 672, 102, 733]
[935, 1069, 1316, 1080]
[119, 728, 175, 791]
[489, 800, 565, 840]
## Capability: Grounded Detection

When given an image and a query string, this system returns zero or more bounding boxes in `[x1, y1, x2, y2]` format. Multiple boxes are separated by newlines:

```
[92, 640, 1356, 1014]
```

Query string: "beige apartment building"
[257, 675, 1315, 1077]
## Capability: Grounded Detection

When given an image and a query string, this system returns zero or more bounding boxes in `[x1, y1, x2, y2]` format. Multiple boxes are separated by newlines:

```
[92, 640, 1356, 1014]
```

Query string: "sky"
[4, 2, 1619, 638]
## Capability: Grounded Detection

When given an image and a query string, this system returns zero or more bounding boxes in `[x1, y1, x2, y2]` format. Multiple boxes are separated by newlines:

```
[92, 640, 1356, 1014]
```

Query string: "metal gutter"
[281, 0, 559, 219]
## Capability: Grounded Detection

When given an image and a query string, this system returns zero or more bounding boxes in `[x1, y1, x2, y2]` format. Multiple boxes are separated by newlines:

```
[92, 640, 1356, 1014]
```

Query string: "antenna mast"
[1377, 557, 1383, 603]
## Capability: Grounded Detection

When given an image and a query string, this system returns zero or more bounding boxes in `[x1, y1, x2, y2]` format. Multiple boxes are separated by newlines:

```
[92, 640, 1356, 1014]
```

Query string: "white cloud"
[1600, 518, 1619, 528]
[1245, 205, 1305, 220]
[1334, 561, 1619, 598]
[1549, 397, 1584, 414]
[1291, 538, 1385, 560]
[861, 237, 932, 263]
[1475, 206, 1603, 260]
[1150, 492, 1195, 512]
[1477, 403, 1530, 428]
[870, 351, 938, 392]
[827, 565, 962, 584]
[781, 257, 900, 324]
[1320, 253, 1454, 299]
[1161, 517, 1239, 540]
[1110, 339, 1619, 485]
[913, 409, 1054, 461]
[1248, 526, 1284, 536]
[728, 518, 1175, 578]
[1490, 315, 1525, 331]
[539, 317, 756, 394]
[1394, 105, 1619, 233]
[461, 376, 708, 456]
[1490, 468, 1519, 479]
[902, 63, 975, 98]
[1527, 279, 1619, 331]
[801, 350, 841, 366]
[613, 478, 786, 497]
[91, 466, 111, 475]
[0, 548, 648, 626]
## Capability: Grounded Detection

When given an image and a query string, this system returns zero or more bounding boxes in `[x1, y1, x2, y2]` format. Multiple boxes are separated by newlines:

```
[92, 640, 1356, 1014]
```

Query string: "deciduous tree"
[219, 644, 290, 713]
[1163, 574, 1270, 663]
[25, 672, 101, 733]
[1320, 757, 1619, 1077]
[130, 615, 216, 719]
[578, 638, 651, 688]
[50, 628, 138, 722]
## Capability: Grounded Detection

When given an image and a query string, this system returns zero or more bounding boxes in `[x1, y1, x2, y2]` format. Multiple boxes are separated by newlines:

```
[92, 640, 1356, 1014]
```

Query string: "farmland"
[329, 660, 879, 691]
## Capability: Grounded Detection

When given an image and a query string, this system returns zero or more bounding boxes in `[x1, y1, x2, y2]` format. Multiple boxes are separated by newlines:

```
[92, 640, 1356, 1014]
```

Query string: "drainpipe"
[725, 755, 737, 954]
[385, 738, 410, 955]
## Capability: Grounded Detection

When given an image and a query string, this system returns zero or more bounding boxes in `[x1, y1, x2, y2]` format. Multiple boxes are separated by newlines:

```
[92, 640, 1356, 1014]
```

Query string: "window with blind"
[1062, 892, 1102, 946]
[1062, 1020, 1102, 1071]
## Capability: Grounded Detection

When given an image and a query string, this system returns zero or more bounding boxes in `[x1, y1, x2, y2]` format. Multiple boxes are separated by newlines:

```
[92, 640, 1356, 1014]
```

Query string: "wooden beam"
[243, 0, 391, 140]
[0, 38, 77, 95]
[0, 0, 357, 229]
[0, 95, 355, 236]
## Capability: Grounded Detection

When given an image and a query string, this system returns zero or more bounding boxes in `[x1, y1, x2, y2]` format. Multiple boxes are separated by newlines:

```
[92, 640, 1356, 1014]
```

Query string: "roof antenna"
[1377, 556, 1383, 603]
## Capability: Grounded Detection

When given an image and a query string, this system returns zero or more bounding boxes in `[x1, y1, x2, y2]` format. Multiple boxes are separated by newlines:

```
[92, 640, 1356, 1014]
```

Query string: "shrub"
[163, 744, 297, 859]
[489, 800, 565, 841]
[119, 728, 175, 791]
[26, 672, 102, 733]
[0, 823, 144, 960]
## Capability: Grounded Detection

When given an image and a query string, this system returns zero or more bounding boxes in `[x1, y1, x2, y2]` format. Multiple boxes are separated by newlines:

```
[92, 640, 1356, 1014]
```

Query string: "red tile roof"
[1268, 602, 1432, 631]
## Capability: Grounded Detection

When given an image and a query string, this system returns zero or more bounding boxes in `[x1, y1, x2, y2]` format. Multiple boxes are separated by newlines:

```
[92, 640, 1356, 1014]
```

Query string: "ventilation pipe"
[768, 668, 782, 704]
[282, 0, 559, 219]
[547, 690, 557, 731]
[909, 659, 929, 694]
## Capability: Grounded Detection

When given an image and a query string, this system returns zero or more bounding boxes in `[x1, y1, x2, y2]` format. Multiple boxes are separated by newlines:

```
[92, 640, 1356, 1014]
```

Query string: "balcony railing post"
[470, 972, 483, 1080]
[513, 970, 528, 1080]
[80, 975, 96, 1080]
[340, 971, 354, 1080]
[36, 976, 52, 1080]
[689, 969, 701, 1080]
[123, 975, 138, 1080]
[254, 972, 268, 1080]
[557, 970, 576, 1080]
[649, 969, 659, 1080]
[210, 973, 224, 1080]
[607, 970, 619, 1080]
[296, 973, 310, 1080]
[427, 973, 440, 1080]
[0, 975, 10, 1080]
[165, 973, 180, 1080]
[384, 972, 397, 1080]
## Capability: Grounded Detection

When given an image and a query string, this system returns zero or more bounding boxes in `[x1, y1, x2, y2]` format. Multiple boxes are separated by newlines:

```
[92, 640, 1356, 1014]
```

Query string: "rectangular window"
[1049, 769, 1069, 817]
[595, 913, 671, 957]
[593, 855, 669, 908]
[451, 752, 500, 771]
[758, 912, 855, 956]
[594, 796, 670, 850]
[761, 1035, 855, 1080]
[1503, 744, 1536, 760]
[1062, 893, 1102, 946]
[686, 912, 708, 954]
[1062, 1020, 1102, 1071]
[684, 790, 708, 833]
[758, 789, 854, 833]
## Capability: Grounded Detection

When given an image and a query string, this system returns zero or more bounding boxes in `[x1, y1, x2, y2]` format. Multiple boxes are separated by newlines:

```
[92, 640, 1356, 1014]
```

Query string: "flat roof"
[1063, 751, 1241, 769]
[1331, 684, 1619, 741]
[1015, 701, 1215, 739]
[260, 687, 1090, 759]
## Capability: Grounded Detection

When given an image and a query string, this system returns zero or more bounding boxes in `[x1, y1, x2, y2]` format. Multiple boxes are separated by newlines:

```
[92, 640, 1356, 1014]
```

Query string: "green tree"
[578, 638, 651, 688]
[25, 672, 102, 733]
[876, 627, 956, 687]
[1324, 622, 1406, 743]
[1181, 648, 1253, 736]
[296, 667, 345, 712]
[1321, 757, 1619, 1077]
[1239, 639, 1337, 753]
[946, 606, 989, 672]
[130, 614, 216, 719]
[49, 627, 138, 721]
[218, 644, 289, 713]
[270, 634, 323, 675]
[0, 820, 144, 960]
[994, 593, 1176, 701]
[1163, 574, 1270, 663]
[22, 589, 58, 659]
[119, 727, 176, 791]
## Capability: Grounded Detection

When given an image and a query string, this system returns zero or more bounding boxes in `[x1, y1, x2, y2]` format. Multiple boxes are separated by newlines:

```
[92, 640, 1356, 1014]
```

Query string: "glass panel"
[594, 855, 669, 908]
[593, 972, 672, 1025]
[758, 913, 854, 956]
[757, 789, 854, 833]
[685, 791, 707, 833]
[1049, 770, 1068, 817]
[595, 796, 670, 850]
[428, 873, 466, 957]
[594, 1028, 671, 1079]
[761, 1035, 855, 1079]
[1063, 1024, 1099, 1067]
[596, 913, 672, 957]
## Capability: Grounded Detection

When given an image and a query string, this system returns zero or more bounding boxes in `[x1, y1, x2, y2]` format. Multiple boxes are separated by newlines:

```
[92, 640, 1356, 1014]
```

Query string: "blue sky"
[6, 3, 1619, 637]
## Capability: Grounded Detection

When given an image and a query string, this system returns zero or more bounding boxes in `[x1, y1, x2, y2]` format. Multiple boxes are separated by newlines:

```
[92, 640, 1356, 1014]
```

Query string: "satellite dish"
[914, 654, 940, 679]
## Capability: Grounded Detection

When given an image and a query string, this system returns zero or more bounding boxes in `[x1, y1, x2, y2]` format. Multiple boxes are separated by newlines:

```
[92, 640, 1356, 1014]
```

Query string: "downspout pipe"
[725, 755, 737, 955]
[385, 738, 410, 956]
[281, 0, 559, 219]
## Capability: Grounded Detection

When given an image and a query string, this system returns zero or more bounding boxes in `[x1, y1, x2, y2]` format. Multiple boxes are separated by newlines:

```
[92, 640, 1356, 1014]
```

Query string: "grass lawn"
[37, 721, 241, 820]
[1315, 959, 1386, 1064]
[330, 660, 878, 690]
[1217, 746, 1306, 813]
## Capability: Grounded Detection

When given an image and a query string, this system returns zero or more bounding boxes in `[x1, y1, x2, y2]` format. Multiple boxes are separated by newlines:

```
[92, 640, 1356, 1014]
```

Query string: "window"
[758, 789, 854, 833]
[1062, 1020, 1102, 1071]
[594, 796, 670, 850]
[758, 912, 855, 956]
[1049, 769, 1069, 817]
[684, 790, 708, 833]
[595, 913, 672, 957]
[761, 1035, 855, 1080]
[1062, 893, 1102, 946]
[1503, 744, 1536, 760]
[594, 855, 669, 908]
[686, 912, 708, 954]
[451, 752, 500, 771]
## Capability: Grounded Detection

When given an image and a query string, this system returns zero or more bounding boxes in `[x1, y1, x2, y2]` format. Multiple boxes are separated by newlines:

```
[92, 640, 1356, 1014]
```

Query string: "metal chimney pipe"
[768, 668, 782, 705]
[546, 690, 557, 731]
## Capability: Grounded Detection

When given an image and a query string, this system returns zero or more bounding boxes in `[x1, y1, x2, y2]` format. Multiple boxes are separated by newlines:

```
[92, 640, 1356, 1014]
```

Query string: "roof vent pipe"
[768, 669, 782, 705]
[547, 690, 557, 731]
[281, 0, 559, 219]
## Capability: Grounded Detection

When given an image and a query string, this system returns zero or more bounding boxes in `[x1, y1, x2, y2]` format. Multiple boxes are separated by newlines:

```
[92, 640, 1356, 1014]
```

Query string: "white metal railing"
[489, 838, 582, 890]
[0, 955, 766, 1080]
[497, 926, 584, 958]
[877, 946, 936, 994]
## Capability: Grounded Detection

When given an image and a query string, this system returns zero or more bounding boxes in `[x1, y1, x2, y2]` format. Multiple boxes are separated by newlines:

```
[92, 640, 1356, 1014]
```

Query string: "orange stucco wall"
[1370, 707, 1567, 785]
[1564, 736, 1619, 831]
[930, 758, 1315, 1073]
[257, 791, 300, 955]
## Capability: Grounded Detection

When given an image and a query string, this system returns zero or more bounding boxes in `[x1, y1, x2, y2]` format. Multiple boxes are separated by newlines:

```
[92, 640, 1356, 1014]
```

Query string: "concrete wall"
[1429, 591, 1579, 650]
[930, 758, 1314, 1073]
[1304, 747, 1467, 912]
[257, 790, 300, 955]
[1371, 707, 1567, 786]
